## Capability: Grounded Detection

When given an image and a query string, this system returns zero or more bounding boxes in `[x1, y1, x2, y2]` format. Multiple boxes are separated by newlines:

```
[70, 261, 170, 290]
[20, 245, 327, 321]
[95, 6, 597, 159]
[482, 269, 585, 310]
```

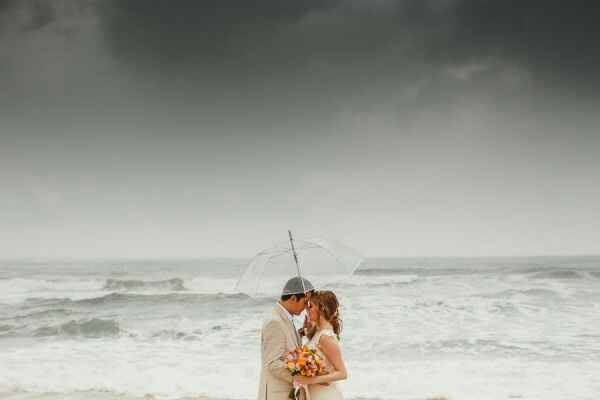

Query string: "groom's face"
[297, 292, 314, 315]
[289, 295, 307, 315]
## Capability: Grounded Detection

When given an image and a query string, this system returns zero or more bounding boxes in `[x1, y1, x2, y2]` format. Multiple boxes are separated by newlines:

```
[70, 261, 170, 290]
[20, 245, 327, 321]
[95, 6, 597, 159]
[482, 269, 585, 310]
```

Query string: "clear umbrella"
[236, 231, 365, 297]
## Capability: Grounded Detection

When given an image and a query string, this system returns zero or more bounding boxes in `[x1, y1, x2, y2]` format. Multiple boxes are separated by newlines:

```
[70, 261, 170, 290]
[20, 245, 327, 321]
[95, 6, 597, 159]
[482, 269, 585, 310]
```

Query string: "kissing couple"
[258, 277, 347, 400]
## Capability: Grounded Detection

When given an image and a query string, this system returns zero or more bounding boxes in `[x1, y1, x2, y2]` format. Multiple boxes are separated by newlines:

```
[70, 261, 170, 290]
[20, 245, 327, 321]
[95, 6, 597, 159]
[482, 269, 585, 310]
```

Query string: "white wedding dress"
[306, 329, 344, 400]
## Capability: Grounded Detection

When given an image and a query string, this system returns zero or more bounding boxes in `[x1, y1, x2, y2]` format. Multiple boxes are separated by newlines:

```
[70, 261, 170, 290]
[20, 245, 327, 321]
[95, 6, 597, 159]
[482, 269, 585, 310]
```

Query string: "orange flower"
[284, 346, 327, 378]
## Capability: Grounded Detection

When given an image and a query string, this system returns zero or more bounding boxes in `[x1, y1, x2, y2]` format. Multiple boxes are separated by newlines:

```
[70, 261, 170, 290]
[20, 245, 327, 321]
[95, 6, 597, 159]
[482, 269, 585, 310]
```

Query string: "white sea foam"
[1, 258, 599, 400]
[1, 339, 599, 400]
[0, 276, 242, 305]
[0, 278, 105, 305]
[186, 276, 238, 293]
[345, 273, 419, 287]
[0, 278, 103, 294]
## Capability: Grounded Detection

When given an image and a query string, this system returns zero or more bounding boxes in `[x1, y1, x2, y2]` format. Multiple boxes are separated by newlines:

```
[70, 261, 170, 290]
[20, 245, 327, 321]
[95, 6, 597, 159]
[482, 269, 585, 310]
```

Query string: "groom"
[258, 276, 314, 400]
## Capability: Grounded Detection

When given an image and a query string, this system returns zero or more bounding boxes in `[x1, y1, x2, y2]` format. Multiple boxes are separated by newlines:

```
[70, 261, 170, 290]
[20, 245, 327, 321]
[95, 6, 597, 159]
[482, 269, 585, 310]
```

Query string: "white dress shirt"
[278, 302, 301, 345]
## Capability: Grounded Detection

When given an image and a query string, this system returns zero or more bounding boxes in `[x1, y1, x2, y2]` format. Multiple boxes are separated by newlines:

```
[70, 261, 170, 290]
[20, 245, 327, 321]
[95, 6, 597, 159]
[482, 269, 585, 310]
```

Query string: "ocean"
[0, 257, 599, 400]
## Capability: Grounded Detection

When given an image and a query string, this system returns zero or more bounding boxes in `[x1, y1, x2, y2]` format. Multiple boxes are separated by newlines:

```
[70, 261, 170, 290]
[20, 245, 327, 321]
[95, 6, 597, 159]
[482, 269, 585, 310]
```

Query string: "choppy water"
[1, 257, 599, 400]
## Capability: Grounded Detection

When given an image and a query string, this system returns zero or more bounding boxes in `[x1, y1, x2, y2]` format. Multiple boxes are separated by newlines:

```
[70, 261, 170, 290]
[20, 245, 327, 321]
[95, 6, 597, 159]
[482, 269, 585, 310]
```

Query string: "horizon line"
[1, 253, 599, 262]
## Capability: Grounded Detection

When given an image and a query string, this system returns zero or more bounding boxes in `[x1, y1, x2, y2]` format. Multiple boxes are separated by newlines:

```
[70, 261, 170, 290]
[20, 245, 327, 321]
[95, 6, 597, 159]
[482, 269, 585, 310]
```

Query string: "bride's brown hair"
[309, 290, 342, 339]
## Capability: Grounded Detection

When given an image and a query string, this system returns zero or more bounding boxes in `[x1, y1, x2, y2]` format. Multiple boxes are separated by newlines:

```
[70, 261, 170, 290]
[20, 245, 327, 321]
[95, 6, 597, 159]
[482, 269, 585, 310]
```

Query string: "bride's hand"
[301, 317, 314, 335]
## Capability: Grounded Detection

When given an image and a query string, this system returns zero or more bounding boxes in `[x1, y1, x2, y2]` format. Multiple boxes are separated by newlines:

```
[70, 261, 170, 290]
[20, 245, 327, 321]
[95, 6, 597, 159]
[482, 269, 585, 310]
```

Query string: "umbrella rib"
[253, 251, 289, 296]
[268, 250, 293, 260]
[312, 244, 364, 284]
[236, 238, 364, 296]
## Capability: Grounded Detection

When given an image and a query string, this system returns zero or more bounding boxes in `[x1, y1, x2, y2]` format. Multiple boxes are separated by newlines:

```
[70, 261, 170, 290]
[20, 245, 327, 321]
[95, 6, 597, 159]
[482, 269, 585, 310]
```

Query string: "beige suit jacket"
[258, 304, 306, 400]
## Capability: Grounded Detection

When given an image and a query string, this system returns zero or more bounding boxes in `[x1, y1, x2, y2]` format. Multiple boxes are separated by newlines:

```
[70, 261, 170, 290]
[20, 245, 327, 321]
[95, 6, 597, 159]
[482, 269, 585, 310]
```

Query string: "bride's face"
[307, 300, 320, 322]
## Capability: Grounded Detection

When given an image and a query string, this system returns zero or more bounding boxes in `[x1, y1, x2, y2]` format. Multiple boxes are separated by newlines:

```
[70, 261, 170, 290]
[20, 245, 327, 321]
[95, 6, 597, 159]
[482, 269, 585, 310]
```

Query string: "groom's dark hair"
[281, 277, 314, 301]
[281, 290, 313, 302]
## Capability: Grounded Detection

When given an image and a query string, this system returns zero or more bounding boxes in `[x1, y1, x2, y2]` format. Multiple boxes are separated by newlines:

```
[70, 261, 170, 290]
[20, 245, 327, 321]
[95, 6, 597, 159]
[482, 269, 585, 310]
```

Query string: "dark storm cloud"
[4, 0, 598, 116]
[96, 0, 600, 99]
[99, 0, 341, 67]
[98, 0, 436, 80]
[452, 1, 600, 95]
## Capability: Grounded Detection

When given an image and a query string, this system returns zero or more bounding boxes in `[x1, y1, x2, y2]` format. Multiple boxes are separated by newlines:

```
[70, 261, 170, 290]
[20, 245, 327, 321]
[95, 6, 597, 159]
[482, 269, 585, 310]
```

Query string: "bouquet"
[284, 346, 327, 398]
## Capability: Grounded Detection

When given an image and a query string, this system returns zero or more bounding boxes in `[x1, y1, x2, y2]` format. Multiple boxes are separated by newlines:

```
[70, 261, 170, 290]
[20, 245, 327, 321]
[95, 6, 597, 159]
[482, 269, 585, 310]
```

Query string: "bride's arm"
[295, 336, 347, 385]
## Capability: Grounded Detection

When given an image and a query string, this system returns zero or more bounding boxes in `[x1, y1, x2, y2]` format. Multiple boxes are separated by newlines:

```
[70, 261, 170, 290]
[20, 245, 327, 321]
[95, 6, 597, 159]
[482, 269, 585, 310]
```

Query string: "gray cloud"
[3, 0, 599, 119]
[94, 1, 600, 98]
[1, 1, 599, 258]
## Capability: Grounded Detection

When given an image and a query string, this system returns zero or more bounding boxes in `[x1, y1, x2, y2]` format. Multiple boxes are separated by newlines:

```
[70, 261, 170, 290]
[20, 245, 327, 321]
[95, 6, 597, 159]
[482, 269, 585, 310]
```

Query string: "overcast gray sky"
[1, 0, 599, 258]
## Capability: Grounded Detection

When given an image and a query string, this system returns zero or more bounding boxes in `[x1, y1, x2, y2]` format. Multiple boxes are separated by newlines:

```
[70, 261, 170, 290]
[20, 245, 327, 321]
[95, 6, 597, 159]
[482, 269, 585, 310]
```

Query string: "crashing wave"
[149, 329, 204, 341]
[354, 267, 483, 277]
[26, 292, 256, 308]
[421, 338, 533, 355]
[478, 288, 560, 299]
[103, 278, 186, 291]
[12, 308, 76, 321]
[588, 271, 600, 279]
[329, 274, 419, 288]
[33, 318, 120, 338]
[0, 324, 15, 335]
[530, 270, 585, 280]
[354, 268, 417, 276]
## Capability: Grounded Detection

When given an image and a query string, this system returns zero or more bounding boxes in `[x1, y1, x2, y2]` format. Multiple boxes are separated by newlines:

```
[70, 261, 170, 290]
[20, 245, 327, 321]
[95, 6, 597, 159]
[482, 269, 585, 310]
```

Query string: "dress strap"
[319, 329, 336, 338]
[314, 329, 336, 346]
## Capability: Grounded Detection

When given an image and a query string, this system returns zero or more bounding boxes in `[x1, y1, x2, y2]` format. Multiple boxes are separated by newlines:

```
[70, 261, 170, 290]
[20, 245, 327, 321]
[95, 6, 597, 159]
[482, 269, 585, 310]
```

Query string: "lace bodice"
[306, 329, 338, 372]
[305, 328, 344, 399]
[307, 329, 337, 348]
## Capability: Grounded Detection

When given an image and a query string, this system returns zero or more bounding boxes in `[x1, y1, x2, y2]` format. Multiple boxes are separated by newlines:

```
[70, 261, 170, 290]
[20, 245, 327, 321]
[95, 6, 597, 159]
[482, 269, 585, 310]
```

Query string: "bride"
[295, 290, 347, 400]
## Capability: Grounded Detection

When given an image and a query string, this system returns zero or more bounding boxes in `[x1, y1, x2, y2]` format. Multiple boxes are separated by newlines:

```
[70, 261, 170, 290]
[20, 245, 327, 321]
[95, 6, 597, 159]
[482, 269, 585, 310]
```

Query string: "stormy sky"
[1, 0, 599, 258]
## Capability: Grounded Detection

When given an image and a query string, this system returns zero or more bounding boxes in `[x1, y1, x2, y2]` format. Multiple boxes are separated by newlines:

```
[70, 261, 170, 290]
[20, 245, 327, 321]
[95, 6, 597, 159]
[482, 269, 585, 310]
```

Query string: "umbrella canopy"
[236, 236, 364, 297]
